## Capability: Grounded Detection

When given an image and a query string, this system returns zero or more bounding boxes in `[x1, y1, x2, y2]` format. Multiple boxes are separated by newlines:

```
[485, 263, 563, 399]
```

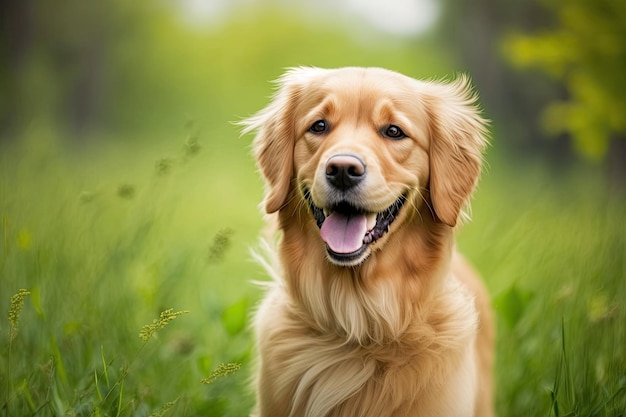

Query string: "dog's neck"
[276, 199, 458, 346]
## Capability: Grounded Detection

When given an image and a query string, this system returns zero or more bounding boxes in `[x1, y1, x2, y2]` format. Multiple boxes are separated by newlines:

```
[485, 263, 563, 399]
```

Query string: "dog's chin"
[303, 189, 407, 267]
[326, 244, 371, 267]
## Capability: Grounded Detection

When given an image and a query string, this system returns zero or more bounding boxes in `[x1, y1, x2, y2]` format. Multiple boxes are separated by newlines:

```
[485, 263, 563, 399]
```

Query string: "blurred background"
[2, 0, 625, 168]
[1, 0, 624, 416]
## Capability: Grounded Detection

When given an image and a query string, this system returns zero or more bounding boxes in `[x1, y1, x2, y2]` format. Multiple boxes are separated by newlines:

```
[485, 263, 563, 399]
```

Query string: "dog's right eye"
[383, 125, 407, 139]
[308, 120, 328, 134]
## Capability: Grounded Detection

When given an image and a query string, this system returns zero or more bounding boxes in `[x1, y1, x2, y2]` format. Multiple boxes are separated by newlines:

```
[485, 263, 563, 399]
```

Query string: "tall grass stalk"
[548, 319, 574, 417]
[148, 398, 180, 417]
[90, 309, 189, 416]
[200, 363, 241, 385]
[5, 289, 31, 416]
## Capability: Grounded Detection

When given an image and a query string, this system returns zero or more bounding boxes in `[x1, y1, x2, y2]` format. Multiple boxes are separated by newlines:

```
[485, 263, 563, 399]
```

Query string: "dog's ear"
[241, 68, 320, 213]
[425, 76, 489, 227]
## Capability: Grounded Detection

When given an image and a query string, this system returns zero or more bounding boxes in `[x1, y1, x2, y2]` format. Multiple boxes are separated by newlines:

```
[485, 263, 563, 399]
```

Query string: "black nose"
[325, 155, 366, 190]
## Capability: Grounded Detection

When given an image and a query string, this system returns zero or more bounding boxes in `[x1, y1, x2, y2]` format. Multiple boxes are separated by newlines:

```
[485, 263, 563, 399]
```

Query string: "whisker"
[417, 187, 436, 222]
[407, 189, 423, 223]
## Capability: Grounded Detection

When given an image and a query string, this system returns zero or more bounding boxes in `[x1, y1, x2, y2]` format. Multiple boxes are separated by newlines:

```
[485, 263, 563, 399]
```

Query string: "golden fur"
[242, 67, 494, 417]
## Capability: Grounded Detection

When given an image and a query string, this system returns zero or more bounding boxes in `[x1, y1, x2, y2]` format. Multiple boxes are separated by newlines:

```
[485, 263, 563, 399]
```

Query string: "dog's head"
[243, 67, 488, 266]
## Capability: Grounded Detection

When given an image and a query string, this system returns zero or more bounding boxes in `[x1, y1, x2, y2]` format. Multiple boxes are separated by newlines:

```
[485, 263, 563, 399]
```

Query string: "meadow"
[1, 124, 625, 417]
[1, 7, 625, 417]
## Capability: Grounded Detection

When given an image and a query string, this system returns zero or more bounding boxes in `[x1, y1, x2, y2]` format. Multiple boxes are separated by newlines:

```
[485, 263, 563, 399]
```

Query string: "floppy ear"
[426, 76, 489, 227]
[241, 68, 319, 213]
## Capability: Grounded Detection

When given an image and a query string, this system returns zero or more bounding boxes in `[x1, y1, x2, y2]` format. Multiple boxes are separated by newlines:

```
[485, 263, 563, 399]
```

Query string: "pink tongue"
[320, 212, 367, 254]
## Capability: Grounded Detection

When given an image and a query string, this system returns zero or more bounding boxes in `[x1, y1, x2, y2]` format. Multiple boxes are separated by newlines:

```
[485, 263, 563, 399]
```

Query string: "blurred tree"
[438, 0, 626, 176]
[436, 0, 565, 158]
[503, 0, 626, 168]
[0, 0, 34, 137]
[0, 0, 149, 139]
[1, 1, 449, 142]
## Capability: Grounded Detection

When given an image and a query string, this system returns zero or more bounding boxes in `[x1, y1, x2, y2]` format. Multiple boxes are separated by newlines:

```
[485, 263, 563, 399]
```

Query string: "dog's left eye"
[309, 120, 328, 134]
[384, 125, 406, 139]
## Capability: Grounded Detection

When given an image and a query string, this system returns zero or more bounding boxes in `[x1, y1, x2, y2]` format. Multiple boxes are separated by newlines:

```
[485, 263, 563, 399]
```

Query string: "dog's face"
[243, 67, 488, 266]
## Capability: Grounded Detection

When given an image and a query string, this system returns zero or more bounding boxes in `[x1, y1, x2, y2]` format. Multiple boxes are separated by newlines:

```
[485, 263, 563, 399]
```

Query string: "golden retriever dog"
[242, 67, 494, 417]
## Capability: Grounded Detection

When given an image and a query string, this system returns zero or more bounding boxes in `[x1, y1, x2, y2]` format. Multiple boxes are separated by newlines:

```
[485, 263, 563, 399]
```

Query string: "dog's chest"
[257, 298, 477, 417]
[269, 332, 476, 417]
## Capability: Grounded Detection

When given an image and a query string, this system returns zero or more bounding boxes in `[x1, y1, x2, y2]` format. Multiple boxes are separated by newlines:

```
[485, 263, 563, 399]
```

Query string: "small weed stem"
[6, 289, 31, 416]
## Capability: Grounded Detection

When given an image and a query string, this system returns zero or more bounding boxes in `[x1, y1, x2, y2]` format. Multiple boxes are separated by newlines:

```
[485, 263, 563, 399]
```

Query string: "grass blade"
[116, 378, 124, 417]
[101, 345, 110, 387]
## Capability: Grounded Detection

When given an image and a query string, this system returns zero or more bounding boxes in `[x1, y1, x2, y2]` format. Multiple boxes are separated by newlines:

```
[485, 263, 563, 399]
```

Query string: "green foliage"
[502, 0, 626, 160]
[221, 298, 249, 337]
[493, 284, 533, 330]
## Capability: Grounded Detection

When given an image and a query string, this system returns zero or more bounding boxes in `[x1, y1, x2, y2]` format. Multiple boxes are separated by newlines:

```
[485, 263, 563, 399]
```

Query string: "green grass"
[1, 128, 262, 416]
[1, 131, 625, 416]
[460, 155, 626, 416]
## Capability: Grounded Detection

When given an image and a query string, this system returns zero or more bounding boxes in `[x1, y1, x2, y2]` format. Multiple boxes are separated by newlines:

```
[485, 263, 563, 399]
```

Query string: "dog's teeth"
[366, 213, 377, 231]
[323, 209, 330, 216]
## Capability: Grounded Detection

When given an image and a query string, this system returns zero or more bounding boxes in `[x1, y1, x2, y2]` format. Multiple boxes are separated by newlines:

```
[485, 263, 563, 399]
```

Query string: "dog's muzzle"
[304, 188, 407, 265]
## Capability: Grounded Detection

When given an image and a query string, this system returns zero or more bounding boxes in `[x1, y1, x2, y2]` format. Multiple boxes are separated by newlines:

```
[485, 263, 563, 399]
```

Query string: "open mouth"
[303, 189, 407, 263]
